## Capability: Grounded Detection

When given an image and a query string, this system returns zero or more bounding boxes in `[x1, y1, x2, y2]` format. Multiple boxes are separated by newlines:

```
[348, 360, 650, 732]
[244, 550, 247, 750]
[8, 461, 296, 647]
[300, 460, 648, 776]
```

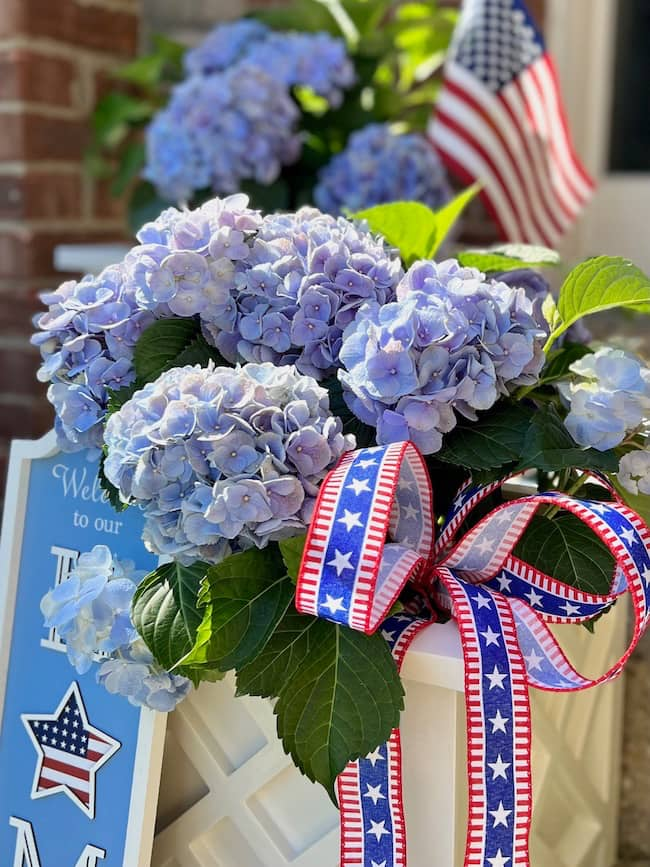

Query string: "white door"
[547, 0, 650, 272]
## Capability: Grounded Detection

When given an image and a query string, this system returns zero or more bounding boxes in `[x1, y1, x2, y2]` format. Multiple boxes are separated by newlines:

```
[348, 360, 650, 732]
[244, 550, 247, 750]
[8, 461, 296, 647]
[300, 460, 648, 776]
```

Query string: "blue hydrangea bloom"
[103, 361, 354, 563]
[40, 545, 191, 711]
[204, 207, 403, 379]
[97, 641, 192, 712]
[338, 259, 546, 454]
[315, 123, 453, 215]
[618, 449, 650, 496]
[184, 19, 270, 76]
[144, 65, 301, 203]
[559, 348, 650, 450]
[32, 195, 263, 453]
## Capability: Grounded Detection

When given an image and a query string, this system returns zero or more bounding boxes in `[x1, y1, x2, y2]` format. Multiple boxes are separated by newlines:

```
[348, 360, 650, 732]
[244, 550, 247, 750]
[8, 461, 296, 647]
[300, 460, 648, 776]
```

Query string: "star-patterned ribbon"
[296, 442, 650, 867]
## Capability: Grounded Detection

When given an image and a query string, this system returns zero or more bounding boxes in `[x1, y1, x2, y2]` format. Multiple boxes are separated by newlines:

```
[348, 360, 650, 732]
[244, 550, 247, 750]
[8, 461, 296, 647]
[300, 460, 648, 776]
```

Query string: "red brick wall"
[0, 0, 139, 488]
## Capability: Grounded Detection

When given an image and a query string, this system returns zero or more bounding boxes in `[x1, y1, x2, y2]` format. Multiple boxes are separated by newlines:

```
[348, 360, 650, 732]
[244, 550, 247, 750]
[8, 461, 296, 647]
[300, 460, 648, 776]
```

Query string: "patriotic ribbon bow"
[295, 442, 650, 867]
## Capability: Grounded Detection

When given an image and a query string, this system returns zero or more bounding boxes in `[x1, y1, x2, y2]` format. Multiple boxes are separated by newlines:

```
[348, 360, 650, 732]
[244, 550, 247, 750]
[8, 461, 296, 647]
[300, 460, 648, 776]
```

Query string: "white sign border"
[0, 431, 167, 866]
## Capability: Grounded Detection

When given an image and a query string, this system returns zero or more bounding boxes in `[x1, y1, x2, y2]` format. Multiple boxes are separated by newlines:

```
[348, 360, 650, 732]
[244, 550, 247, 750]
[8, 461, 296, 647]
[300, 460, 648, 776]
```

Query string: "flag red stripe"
[434, 107, 531, 240]
[441, 79, 558, 244]
[38, 776, 90, 804]
[42, 755, 90, 783]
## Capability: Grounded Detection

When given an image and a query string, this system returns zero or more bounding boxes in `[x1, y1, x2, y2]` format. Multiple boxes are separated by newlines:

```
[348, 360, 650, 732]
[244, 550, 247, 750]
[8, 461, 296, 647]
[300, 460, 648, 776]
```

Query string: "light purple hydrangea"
[39, 545, 191, 711]
[559, 348, 650, 451]
[338, 259, 546, 454]
[314, 123, 453, 215]
[32, 195, 263, 453]
[103, 362, 354, 563]
[184, 19, 270, 76]
[204, 207, 404, 379]
[144, 65, 301, 203]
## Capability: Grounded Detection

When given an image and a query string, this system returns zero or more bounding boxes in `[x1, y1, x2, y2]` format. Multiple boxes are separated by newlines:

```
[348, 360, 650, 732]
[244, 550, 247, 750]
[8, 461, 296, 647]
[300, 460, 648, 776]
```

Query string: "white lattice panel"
[152, 604, 627, 867]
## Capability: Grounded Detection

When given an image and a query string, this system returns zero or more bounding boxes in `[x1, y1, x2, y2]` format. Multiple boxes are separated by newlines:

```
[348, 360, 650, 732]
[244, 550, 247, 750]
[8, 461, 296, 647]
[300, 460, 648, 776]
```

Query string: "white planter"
[152, 605, 627, 867]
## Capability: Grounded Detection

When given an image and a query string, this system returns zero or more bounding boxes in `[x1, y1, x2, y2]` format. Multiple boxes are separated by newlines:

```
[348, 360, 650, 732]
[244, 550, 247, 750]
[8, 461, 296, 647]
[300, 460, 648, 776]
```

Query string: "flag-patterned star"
[22, 682, 120, 818]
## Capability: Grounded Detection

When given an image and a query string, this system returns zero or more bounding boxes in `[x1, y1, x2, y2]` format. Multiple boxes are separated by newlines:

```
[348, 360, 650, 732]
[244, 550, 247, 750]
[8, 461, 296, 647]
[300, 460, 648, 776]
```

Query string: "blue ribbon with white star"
[296, 444, 650, 867]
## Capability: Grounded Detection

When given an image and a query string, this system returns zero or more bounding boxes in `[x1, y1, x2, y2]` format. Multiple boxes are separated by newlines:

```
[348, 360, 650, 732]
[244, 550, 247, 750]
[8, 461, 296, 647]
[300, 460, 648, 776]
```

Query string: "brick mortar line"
[0, 162, 82, 175]
[0, 101, 88, 120]
[0, 219, 126, 232]
[76, 0, 138, 11]
[0, 36, 136, 66]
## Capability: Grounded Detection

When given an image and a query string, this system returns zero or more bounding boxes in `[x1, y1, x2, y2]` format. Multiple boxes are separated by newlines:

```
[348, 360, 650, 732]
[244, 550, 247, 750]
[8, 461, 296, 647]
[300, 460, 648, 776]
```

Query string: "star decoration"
[524, 588, 543, 608]
[402, 503, 419, 521]
[347, 477, 371, 496]
[488, 708, 509, 734]
[371, 861, 387, 867]
[475, 536, 495, 556]
[363, 783, 386, 805]
[398, 477, 414, 491]
[485, 665, 507, 690]
[366, 746, 385, 766]
[589, 502, 609, 515]
[490, 800, 512, 828]
[21, 682, 120, 818]
[488, 753, 511, 781]
[487, 849, 511, 867]
[642, 565, 650, 586]
[381, 629, 395, 642]
[327, 549, 354, 576]
[321, 595, 346, 615]
[453, 492, 467, 510]
[338, 509, 364, 532]
[524, 648, 544, 671]
[560, 600, 581, 617]
[621, 526, 638, 547]
[480, 625, 501, 647]
[495, 574, 512, 592]
[475, 593, 492, 610]
[357, 458, 378, 469]
[367, 820, 390, 842]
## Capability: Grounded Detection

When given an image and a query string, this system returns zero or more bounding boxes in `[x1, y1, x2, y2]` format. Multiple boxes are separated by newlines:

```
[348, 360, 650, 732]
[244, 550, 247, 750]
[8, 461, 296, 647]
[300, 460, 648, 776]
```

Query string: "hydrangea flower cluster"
[314, 123, 453, 215]
[32, 195, 262, 454]
[560, 348, 650, 450]
[205, 207, 403, 379]
[145, 22, 354, 202]
[339, 259, 546, 453]
[144, 65, 301, 203]
[184, 21, 354, 106]
[103, 362, 354, 563]
[40, 545, 190, 711]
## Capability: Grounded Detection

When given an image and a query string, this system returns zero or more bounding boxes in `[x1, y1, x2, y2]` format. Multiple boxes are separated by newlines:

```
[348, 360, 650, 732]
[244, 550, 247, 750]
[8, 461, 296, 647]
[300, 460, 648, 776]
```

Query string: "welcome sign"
[0, 432, 166, 866]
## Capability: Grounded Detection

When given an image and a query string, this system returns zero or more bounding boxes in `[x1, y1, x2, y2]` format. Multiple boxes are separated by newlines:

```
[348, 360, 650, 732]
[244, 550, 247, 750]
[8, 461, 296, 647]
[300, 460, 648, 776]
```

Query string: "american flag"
[22, 682, 120, 818]
[428, 0, 594, 246]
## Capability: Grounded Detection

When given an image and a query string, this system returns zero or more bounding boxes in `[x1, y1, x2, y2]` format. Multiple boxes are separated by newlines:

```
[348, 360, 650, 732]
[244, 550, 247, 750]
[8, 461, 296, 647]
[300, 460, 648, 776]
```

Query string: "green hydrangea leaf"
[513, 513, 615, 596]
[279, 534, 307, 583]
[436, 403, 535, 470]
[182, 547, 295, 672]
[427, 183, 479, 257]
[131, 561, 208, 672]
[237, 607, 404, 799]
[134, 318, 224, 383]
[516, 406, 619, 474]
[458, 243, 560, 273]
[546, 256, 650, 351]
[98, 450, 129, 513]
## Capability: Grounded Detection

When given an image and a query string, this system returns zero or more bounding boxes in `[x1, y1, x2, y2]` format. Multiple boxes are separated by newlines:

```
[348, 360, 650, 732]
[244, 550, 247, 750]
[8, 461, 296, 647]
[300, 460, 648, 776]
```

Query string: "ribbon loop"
[295, 443, 650, 867]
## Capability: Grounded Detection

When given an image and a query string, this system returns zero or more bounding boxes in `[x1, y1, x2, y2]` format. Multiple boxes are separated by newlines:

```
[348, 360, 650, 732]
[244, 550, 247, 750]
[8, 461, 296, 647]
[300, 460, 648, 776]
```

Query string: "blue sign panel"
[0, 435, 164, 866]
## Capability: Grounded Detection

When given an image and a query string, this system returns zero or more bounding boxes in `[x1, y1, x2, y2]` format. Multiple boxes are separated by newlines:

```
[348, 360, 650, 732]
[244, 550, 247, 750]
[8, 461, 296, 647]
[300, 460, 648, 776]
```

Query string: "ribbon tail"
[338, 613, 432, 867]
[439, 569, 532, 867]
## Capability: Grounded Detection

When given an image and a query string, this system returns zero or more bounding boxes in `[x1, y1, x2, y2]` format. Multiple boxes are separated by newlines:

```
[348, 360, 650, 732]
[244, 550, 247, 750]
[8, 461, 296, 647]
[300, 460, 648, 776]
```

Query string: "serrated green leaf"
[516, 406, 618, 474]
[183, 547, 294, 671]
[428, 183, 479, 256]
[436, 403, 534, 470]
[173, 333, 226, 369]
[546, 256, 650, 351]
[279, 534, 306, 582]
[134, 318, 202, 382]
[237, 608, 404, 798]
[538, 343, 593, 385]
[132, 561, 208, 672]
[458, 243, 560, 272]
[354, 200, 439, 266]
[514, 513, 615, 595]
